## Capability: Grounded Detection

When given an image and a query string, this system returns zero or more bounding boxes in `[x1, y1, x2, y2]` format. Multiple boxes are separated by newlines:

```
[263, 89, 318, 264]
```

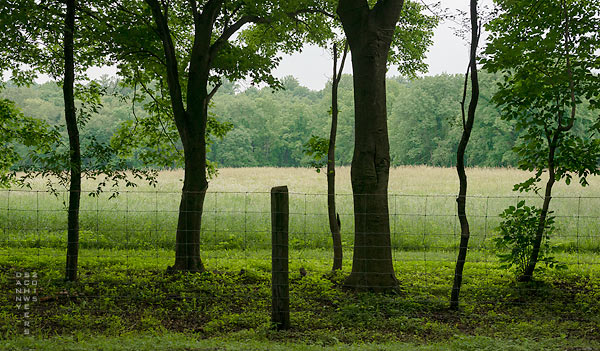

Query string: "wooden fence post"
[271, 185, 290, 330]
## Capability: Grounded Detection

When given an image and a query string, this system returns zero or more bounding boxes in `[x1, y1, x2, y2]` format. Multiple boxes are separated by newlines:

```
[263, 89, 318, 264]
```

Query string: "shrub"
[493, 200, 565, 278]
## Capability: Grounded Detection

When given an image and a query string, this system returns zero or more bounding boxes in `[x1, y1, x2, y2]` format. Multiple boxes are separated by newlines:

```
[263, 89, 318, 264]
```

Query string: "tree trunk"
[328, 43, 347, 272]
[450, 0, 479, 310]
[145, 0, 217, 273]
[64, 0, 80, 282]
[168, 103, 209, 273]
[168, 139, 207, 272]
[338, 0, 403, 290]
[519, 150, 556, 282]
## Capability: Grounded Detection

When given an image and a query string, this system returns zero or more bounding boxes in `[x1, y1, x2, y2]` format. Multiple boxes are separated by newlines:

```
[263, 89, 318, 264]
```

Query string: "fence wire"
[2, 189, 599, 335]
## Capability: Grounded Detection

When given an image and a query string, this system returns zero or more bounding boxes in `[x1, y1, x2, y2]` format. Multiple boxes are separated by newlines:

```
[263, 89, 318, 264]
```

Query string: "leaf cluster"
[483, 0, 600, 192]
[0, 98, 60, 187]
[493, 200, 566, 278]
[302, 135, 329, 173]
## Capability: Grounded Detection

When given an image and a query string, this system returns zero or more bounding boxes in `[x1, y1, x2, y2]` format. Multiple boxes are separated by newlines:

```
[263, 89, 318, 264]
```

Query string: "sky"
[270, 0, 496, 91]
[41, 0, 491, 91]
[270, 1, 475, 91]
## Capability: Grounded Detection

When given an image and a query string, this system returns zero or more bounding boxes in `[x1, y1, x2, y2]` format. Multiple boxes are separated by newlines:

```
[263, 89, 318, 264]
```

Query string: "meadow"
[2, 166, 600, 253]
[1, 166, 600, 350]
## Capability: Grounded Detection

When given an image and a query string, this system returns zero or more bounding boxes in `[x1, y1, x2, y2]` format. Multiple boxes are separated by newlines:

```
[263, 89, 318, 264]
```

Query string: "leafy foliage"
[6, 73, 600, 169]
[493, 201, 565, 278]
[0, 98, 60, 187]
[0, 0, 156, 196]
[303, 135, 329, 173]
[483, 0, 600, 193]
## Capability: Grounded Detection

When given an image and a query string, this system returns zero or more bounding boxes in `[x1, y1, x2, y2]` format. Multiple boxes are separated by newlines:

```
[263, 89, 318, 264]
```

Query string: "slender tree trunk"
[64, 0, 80, 282]
[328, 42, 348, 271]
[520, 2, 576, 282]
[519, 146, 557, 282]
[450, 0, 479, 310]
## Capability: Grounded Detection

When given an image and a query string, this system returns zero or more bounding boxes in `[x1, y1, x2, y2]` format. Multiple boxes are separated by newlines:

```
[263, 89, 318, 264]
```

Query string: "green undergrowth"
[2, 334, 599, 351]
[0, 248, 599, 349]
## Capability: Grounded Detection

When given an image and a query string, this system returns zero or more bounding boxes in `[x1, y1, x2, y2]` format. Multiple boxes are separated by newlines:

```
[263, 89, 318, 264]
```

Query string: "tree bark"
[168, 128, 208, 272]
[146, 0, 221, 272]
[450, 0, 479, 310]
[328, 42, 348, 271]
[519, 140, 557, 282]
[64, 0, 80, 282]
[338, 0, 403, 291]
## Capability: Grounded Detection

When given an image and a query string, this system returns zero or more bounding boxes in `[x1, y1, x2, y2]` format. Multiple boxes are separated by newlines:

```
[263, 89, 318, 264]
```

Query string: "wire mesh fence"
[2, 188, 600, 336]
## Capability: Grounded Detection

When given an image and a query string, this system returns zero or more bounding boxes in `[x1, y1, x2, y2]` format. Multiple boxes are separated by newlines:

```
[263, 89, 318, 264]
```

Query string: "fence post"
[271, 185, 290, 330]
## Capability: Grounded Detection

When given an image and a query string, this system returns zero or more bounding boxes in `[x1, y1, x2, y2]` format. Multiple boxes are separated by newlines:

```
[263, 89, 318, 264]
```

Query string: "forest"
[1, 0, 600, 350]
[1, 72, 527, 169]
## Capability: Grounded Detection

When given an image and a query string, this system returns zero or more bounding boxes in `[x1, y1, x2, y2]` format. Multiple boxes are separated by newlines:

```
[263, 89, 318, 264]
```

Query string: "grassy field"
[2, 166, 600, 252]
[1, 167, 599, 349]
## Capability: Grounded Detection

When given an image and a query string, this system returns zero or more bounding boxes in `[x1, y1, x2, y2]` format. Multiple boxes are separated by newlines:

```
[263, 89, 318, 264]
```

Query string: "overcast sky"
[271, 0, 498, 90]
[53, 0, 492, 91]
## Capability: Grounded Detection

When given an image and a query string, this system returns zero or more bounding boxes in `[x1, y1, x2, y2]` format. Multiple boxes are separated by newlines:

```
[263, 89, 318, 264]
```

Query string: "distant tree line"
[8, 72, 597, 169]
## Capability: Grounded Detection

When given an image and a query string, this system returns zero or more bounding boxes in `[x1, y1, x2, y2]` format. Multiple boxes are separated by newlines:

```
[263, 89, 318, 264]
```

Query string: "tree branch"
[144, 0, 187, 128]
[207, 81, 222, 103]
[138, 78, 183, 158]
[335, 41, 349, 85]
[373, 0, 405, 29]
[189, 0, 200, 26]
[559, 0, 576, 133]
[209, 15, 269, 59]
[337, 0, 368, 35]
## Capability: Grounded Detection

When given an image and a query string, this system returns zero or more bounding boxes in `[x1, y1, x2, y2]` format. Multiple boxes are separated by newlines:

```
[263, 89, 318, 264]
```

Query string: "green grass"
[3, 334, 600, 351]
[1, 167, 599, 349]
[0, 247, 599, 349]
[1, 167, 600, 253]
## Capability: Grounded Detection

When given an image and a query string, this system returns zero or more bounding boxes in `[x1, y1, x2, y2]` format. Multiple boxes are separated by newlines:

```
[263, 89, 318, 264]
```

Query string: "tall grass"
[1, 166, 599, 253]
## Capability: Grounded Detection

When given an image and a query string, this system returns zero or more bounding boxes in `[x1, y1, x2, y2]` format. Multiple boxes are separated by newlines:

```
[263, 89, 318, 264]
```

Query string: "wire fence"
[2, 188, 600, 335]
[2, 188, 599, 255]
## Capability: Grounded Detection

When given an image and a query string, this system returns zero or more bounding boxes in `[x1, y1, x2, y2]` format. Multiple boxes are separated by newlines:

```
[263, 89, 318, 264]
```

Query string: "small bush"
[493, 200, 565, 278]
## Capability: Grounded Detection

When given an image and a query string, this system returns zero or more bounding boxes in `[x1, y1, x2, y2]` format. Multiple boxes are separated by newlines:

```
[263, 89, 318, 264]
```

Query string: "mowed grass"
[1, 166, 599, 253]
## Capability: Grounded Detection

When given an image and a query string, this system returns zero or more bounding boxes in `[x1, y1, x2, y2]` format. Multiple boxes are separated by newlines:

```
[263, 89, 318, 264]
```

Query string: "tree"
[327, 42, 349, 271]
[1, 0, 155, 281]
[483, 0, 600, 281]
[0, 99, 60, 187]
[106, 0, 331, 272]
[303, 42, 348, 271]
[337, 0, 436, 290]
[1, 0, 93, 281]
[450, 0, 480, 310]
[62, 0, 81, 282]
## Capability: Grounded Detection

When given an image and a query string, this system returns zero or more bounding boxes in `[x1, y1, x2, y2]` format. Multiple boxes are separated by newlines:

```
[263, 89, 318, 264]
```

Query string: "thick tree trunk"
[145, 0, 217, 273]
[64, 0, 80, 282]
[450, 0, 479, 310]
[345, 54, 396, 290]
[168, 138, 207, 272]
[338, 0, 403, 291]
[343, 40, 397, 291]
[168, 101, 209, 273]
